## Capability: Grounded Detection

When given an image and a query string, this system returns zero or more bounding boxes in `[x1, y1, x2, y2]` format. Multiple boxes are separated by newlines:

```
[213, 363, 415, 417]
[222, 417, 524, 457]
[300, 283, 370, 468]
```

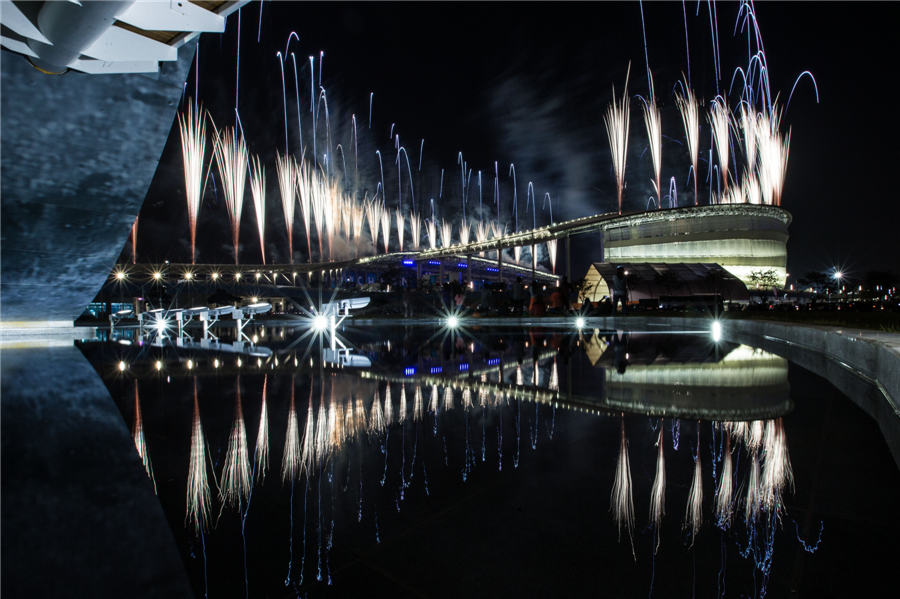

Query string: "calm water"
[78, 323, 899, 598]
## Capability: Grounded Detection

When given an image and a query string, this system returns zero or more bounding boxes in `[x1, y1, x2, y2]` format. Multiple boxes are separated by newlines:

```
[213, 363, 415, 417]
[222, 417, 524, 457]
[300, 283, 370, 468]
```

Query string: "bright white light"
[446, 315, 460, 329]
[251, 296, 258, 303]
[711, 320, 722, 343]
[152, 271, 162, 281]
[184, 271, 194, 280]
[236, 358, 242, 367]
[154, 360, 163, 371]
[187, 359, 194, 370]
[312, 314, 329, 332]
[575, 316, 585, 329]
[118, 361, 127, 371]
[834, 270, 843, 281]
[213, 359, 220, 368]
[154, 318, 167, 332]
[211, 272, 220, 281]
[115, 270, 127, 281]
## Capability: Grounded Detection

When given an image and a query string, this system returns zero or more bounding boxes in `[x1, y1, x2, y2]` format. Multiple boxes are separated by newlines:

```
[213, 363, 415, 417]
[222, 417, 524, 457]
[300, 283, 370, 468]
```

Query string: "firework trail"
[739, 103, 758, 177]
[413, 386, 423, 422]
[395, 208, 405, 252]
[368, 389, 385, 434]
[177, 101, 207, 264]
[462, 387, 473, 411]
[429, 385, 439, 415]
[383, 384, 394, 424]
[675, 84, 700, 204]
[611, 415, 635, 558]
[407, 210, 420, 250]
[327, 390, 344, 451]
[715, 432, 734, 528]
[380, 203, 391, 253]
[442, 386, 454, 412]
[301, 384, 315, 473]
[131, 216, 138, 264]
[254, 375, 269, 482]
[649, 428, 665, 552]
[398, 385, 408, 424]
[351, 202, 366, 248]
[684, 431, 703, 544]
[212, 126, 249, 264]
[742, 174, 762, 205]
[440, 219, 453, 249]
[249, 155, 267, 264]
[295, 157, 314, 262]
[354, 396, 367, 437]
[641, 71, 663, 208]
[761, 418, 793, 513]
[709, 96, 732, 195]
[275, 156, 298, 264]
[314, 399, 328, 467]
[458, 219, 470, 246]
[745, 451, 761, 523]
[604, 65, 631, 215]
[220, 380, 251, 509]
[282, 384, 301, 483]
[546, 239, 558, 273]
[363, 197, 380, 255]
[132, 381, 156, 492]
[186, 379, 212, 534]
[748, 420, 764, 452]
[756, 109, 791, 206]
[425, 219, 437, 251]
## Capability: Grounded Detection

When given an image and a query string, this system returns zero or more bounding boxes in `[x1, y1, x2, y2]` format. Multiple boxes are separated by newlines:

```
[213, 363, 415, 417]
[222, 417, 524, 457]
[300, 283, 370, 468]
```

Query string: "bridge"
[117, 203, 790, 287]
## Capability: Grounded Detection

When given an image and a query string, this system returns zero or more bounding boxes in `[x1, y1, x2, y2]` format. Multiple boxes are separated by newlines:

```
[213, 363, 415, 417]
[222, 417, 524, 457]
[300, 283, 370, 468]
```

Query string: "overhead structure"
[0, 0, 248, 74]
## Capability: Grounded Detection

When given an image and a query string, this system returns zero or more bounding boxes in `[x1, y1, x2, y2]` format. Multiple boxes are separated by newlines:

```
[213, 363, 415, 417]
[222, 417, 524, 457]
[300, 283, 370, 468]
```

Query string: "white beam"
[81, 25, 176, 62]
[68, 58, 159, 74]
[116, 0, 225, 32]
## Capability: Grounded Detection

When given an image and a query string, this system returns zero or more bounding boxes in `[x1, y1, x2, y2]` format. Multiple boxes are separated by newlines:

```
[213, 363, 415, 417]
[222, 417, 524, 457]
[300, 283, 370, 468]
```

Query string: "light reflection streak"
[611, 414, 635, 558]
[649, 427, 665, 552]
[132, 380, 156, 492]
[186, 378, 213, 534]
[255, 375, 269, 481]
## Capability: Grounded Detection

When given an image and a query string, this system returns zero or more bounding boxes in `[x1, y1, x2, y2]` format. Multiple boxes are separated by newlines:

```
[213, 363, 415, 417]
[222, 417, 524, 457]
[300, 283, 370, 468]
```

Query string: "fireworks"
[409, 210, 421, 249]
[611, 416, 635, 557]
[212, 126, 249, 264]
[177, 101, 207, 264]
[249, 155, 267, 265]
[368, 389, 385, 434]
[132, 381, 156, 492]
[709, 97, 732, 194]
[756, 109, 791, 206]
[413, 386, 423, 422]
[442, 386, 454, 412]
[282, 385, 301, 482]
[426, 219, 437, 250]
[715, 432, 734, 528]
[546, 239, 558, 273]
[684, 437, 703, 542]
[761, 417, 793, 513]
[395, 208, 405, 252]
[440, 219, 453, 249]
[675, 85, 700, 204]
[641, 72, 663, 208]
[649, 428, 665, 551]
[220, 383, 251, 508]
[254, 375, 270, 481]
[186, 380, 212, 534]
[300, 387, 315, 473]
[604, 65, 631, 215]
[458, 219, 470, 246]
[745, 452, 761, 523]
[277, 154, 297, 263]
[380, 203, 391, 253]
[398, 384, 408, 423]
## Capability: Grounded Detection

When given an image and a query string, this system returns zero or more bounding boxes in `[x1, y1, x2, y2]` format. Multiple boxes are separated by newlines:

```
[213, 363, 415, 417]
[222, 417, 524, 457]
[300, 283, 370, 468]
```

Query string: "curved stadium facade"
[600, 204, 791, 288]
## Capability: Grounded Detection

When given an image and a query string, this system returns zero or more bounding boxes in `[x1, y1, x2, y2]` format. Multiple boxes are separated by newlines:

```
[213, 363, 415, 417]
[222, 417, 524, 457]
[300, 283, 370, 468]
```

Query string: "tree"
[747, 269, 780, 289]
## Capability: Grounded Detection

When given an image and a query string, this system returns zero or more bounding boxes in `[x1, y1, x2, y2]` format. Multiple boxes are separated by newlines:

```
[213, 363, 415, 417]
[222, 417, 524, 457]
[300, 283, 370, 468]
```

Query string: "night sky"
[136, 2, 899, 281]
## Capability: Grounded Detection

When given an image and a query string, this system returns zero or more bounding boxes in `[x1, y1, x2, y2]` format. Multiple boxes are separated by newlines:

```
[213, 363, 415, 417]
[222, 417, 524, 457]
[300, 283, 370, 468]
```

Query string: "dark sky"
[137, 1, 899, 280]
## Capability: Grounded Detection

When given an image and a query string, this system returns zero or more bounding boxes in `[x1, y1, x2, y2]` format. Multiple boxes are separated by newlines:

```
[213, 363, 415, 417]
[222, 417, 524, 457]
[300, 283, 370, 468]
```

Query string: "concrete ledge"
[720, 319, 900, 416]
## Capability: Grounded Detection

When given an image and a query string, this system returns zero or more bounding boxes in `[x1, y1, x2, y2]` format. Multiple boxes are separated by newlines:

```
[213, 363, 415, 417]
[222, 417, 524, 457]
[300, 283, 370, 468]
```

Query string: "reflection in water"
[83, 326, 827, 596]
[715, 433, 734, 528]
[611, 414, 635, 557]
[131, 380, 156, 492]
[684, 428, 703, 544]
[254, 375, 269, 481]
[649, 427, 665, 552]
[219, 378, 251, 509]
[186, 377, 212, 534]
